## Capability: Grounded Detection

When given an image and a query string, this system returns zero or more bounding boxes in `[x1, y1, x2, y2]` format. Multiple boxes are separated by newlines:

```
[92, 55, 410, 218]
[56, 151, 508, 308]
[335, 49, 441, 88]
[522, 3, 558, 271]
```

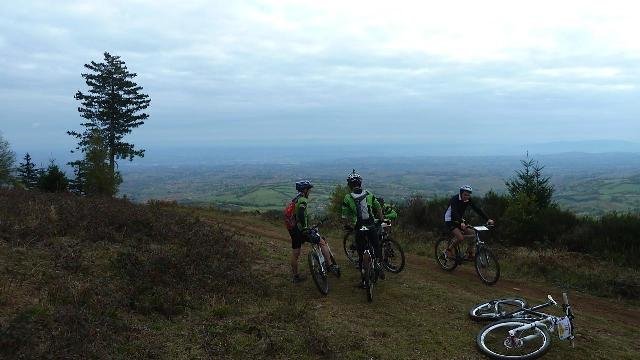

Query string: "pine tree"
[68, 52, 150, 195]
[17, 153, 40, 189]
[505, 155, 554, 210]
[70, 130, 121, 196]
[39, 160, 69, 193]
[0, 133, 16, 184]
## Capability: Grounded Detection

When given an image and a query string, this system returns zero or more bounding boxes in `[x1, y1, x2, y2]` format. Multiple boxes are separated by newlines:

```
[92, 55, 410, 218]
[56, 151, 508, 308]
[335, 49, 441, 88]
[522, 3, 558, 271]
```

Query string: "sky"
[1, 0, 640, 161]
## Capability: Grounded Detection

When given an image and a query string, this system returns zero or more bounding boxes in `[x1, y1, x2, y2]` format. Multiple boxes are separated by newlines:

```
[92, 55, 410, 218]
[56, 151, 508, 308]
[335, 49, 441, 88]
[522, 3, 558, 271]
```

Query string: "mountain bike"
[307, 221, 341, 295]
[435, 223, 500, 285]
[343, 220, 405, 274]
[475, 292, 576, 360]
[357, 224, 380, 303]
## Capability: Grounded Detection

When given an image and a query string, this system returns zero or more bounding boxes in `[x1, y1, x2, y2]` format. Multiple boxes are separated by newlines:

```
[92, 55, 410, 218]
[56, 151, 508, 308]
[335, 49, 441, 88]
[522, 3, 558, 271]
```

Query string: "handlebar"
[311, 217, 329, 229]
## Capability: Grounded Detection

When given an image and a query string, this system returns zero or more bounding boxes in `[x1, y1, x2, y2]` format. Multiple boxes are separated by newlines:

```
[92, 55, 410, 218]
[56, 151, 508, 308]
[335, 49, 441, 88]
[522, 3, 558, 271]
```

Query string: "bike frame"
[310, 241, 328, 276]
[308, 220, 334, 277]
[455, 225, 488, 262]
[359, 225, 376, 269]
[491, 298, 556, 320]
[506, 294, 575, 347]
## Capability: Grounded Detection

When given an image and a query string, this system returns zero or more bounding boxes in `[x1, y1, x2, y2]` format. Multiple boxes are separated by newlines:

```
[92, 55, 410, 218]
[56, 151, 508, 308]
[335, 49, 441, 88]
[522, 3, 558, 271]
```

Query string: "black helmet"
[295, 180, 313, 192]
[346, 169, 362, 187]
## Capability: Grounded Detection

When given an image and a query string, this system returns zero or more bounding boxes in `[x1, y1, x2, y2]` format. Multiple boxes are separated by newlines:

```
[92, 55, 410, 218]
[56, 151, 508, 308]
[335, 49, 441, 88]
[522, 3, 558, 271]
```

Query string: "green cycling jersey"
[341, 189, 382, 225]
[382, 203, 398, 221]
[295, 195, 310, 231]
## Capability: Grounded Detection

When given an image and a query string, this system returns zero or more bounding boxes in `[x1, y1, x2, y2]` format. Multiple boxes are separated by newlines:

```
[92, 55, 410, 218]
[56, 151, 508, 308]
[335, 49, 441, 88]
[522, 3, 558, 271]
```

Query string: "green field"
[119, 155, 640, 216]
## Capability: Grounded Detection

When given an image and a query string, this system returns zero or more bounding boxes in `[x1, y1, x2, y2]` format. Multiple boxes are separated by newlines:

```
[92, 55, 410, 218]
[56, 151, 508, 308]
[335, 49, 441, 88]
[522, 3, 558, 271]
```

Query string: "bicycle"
[435, 223, 500, 285]
[307, 221, 341, 295]
[475, 292, 576, 360]
[356, 224, 380, 303]
[343, 220, 405, 274]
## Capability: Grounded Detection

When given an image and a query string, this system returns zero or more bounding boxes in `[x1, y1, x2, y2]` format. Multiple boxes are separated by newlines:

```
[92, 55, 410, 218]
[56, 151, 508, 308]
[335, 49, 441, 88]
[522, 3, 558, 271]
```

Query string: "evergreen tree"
[17, 153, 40, 189]
[0, 133, 16, 184]
[505, 155, 554, 209]
[39, 160, 69, 193]
[328, 184, 349, 219]
[70, 130, 121, 196]
[68, 52, 150, 195]
[68, 162, 86, 195]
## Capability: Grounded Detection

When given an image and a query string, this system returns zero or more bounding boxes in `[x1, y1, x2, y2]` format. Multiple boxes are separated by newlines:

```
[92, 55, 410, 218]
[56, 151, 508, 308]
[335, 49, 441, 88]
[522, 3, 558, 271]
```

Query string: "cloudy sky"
[1, 0, 639, 157]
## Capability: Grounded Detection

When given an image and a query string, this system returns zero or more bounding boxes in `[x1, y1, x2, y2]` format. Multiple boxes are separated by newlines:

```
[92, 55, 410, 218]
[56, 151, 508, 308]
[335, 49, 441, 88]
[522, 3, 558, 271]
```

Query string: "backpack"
[284, 195, 301, 230]
[351, 191, 371, 222]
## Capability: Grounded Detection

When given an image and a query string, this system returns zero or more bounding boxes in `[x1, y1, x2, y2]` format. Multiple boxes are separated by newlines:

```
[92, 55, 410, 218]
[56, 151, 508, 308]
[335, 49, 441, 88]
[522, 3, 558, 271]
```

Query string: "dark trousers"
[355, 224, 381, 273]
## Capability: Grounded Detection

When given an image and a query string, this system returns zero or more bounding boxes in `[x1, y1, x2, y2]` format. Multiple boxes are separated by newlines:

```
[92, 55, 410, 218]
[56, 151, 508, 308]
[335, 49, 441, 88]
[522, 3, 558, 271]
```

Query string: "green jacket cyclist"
[377, 197, 398, 222]
[341, 170, 385, 285]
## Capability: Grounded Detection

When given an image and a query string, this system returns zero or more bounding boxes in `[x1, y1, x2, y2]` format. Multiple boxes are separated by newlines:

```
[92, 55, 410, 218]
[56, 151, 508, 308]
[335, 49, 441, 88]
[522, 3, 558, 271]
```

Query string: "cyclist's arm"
[470, 201, 489, 221]
[297, 200, 308, 231]
[372, 196, 383, 222]
[384, 206, 398, 220]
[341, 196, 356, 225]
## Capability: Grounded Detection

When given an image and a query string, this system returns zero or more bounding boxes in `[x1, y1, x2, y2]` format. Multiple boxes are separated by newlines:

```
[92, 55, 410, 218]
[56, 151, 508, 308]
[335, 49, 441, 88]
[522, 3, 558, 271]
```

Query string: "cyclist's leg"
[463, 227, 475, 257]
[289, 228, 305, 280]
[369, 226, 385, 279]
[369, 227, 382, 261]
[449, 227, 464, 251]
[355, 229, 366, 281]
[318, 238, 335, 266]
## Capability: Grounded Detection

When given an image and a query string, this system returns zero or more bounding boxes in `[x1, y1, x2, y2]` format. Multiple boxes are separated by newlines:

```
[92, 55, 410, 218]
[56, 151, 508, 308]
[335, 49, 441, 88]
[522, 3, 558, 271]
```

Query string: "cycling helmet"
[295, 180, 314, 192]
[346, 169, 362, 187]
[459, 185, 473, 194]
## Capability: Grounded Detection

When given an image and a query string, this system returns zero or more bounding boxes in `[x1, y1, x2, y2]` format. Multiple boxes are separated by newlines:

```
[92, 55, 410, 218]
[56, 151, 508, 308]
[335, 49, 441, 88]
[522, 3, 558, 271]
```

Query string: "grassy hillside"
[1, 189, 638, 359]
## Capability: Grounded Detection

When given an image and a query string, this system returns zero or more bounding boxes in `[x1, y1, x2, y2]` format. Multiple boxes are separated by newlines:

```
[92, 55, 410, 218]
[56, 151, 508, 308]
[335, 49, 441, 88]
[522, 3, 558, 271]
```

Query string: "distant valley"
[119, 152, 640, 216]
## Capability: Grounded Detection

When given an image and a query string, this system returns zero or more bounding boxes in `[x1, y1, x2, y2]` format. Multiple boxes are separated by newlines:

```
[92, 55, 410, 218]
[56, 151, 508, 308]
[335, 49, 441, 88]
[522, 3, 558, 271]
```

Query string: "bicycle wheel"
[469, 298, 529, 321]
[308, 251, 328, 295]
[343, 232, 359, 266]
[475, 247, 500, 285]
[476, 319, 551, 360]
[435, 238, 458, 271]
[381, 238, 405, 274]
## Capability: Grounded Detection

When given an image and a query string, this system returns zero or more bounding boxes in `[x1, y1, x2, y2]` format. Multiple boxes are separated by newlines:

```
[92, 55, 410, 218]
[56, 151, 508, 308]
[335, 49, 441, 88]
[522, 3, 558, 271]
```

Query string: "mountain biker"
[341, 170, 385, 286]
[444, 185, 494, 260]
[377, 197, 398, 222]
[288, 180, 339, 283]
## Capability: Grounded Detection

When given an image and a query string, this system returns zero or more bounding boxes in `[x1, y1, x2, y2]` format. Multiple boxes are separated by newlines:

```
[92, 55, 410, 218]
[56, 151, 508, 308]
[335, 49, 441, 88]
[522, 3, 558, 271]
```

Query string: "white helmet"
[459, 185, 473, 193]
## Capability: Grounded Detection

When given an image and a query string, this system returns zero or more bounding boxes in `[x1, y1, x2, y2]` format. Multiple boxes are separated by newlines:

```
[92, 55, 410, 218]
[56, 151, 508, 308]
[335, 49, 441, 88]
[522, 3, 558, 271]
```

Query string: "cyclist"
[341, 170, 385, 286]
[288, 180, 339, 283]
[444, 185, 494, 260]
[377, 197, 398, 222]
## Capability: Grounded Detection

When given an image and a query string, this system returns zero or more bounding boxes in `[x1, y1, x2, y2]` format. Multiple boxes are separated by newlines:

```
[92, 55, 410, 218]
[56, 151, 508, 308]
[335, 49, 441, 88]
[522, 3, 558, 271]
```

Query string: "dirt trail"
[215, 213, 640, 326]
[202, 211, 640, 358]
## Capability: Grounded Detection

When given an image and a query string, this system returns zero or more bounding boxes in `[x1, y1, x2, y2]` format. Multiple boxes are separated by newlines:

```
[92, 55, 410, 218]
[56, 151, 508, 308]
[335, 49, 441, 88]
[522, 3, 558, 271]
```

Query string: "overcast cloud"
[1, 0, 639, 156]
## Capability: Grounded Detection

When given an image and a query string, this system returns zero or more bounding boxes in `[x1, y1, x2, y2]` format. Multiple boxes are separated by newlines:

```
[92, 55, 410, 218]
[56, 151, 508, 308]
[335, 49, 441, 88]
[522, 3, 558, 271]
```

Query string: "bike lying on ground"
[435, 223, 500, 285]
[343, 220, 405, 274]
[474, 292, 576, 360]
[307, 221, 341, 295]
